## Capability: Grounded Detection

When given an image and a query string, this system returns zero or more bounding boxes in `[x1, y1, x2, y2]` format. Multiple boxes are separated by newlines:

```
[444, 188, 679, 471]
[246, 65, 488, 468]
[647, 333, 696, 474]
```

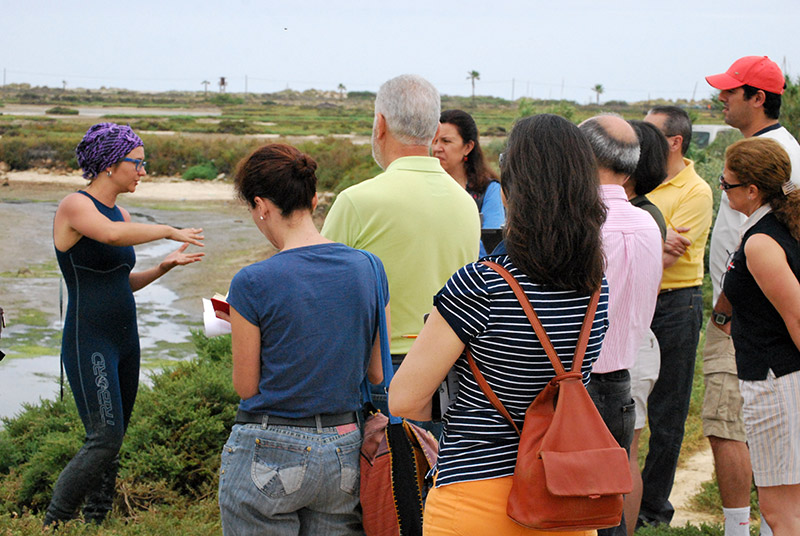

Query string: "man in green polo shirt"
[322, 74, 480, 396]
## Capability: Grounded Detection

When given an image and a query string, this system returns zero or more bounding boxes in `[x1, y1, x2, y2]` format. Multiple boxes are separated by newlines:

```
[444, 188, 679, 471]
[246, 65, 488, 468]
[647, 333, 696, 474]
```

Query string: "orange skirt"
[423, 476, 597, 536]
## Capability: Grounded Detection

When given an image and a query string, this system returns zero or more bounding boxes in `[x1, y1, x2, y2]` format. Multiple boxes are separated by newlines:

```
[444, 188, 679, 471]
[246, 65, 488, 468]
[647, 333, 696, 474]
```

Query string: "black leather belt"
[235, 409, 358, 428]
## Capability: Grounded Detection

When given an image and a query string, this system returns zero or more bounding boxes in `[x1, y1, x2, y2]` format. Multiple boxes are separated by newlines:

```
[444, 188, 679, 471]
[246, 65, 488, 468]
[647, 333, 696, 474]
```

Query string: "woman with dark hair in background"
[623, 119, 669, 535]
[627, 120, 668, 240]
[46, 123, 205, 526]
[389, 114, 608, 536]
[216, 144, 386, 536]
[721, 137, 800, 535]
[432, 109, 504, 255]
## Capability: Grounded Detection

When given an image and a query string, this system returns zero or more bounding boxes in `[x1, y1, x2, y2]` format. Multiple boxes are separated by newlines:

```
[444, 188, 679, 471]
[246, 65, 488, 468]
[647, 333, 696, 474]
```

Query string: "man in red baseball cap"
[701, 55, 800, 536]
[706, 56, 788, 137]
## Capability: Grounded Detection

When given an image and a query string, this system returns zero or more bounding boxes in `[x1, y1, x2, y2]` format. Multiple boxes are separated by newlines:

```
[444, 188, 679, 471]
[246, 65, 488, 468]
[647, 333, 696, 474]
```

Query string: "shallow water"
[1, 104, 222, 118]
[0, 241, 195, 421]
[0, 198, 265, 423]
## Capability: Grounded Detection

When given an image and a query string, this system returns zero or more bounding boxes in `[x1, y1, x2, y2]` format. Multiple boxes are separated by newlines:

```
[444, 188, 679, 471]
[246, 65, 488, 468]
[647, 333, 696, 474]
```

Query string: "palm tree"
[592, 83, 604, 105]
[467, 70, 480, 105]
[337, 83, 346, 99]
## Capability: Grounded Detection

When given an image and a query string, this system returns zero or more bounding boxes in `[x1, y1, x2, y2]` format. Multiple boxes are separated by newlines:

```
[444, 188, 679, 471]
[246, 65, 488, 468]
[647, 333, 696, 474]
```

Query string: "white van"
[692, 124, 735, 149]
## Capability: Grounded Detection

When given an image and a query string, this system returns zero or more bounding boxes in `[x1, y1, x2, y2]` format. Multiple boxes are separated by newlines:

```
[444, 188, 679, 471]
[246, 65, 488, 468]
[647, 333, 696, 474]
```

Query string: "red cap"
[705, 56, 785, 95]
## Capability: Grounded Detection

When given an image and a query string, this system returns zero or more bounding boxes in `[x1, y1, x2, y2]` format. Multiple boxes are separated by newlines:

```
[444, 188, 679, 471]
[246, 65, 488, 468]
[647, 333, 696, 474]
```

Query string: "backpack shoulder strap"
[466, 261, 600, 433]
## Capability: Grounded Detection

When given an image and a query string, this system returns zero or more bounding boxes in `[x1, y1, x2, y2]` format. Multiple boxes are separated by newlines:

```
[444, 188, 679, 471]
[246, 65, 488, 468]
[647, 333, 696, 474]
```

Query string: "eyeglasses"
[719, 174, 745, 191]
[121, 157, 147, 171]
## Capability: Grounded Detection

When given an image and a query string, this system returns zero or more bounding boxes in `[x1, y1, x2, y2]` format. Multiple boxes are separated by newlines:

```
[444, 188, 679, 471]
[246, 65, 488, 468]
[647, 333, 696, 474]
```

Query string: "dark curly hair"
[501, 114, 606, 292]
[726, 137, 800, 240]
[234, 144, 318, 215]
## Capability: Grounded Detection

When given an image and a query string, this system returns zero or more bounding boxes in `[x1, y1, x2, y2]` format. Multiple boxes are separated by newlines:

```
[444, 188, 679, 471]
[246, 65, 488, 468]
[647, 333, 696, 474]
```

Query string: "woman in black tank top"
[721, 137, 800, 535]
[45, 123, 205, 527]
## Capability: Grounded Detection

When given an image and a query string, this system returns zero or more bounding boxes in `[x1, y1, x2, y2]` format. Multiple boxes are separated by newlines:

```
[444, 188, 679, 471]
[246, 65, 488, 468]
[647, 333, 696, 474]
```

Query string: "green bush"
[45, 106, 79, 115]
[183, 162, 218, 181]
[216, 119, 256, 135]
[0, 331, 236, 519]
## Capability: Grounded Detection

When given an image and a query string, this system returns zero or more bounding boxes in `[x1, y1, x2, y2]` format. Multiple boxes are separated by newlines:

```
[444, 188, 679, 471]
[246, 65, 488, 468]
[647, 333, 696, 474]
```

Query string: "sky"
[2, 0, 799, 104]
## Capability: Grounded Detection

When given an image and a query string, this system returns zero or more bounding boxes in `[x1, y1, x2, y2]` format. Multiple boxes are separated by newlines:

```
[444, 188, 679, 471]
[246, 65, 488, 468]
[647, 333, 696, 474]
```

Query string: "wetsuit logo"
[91, 352, 115, 426]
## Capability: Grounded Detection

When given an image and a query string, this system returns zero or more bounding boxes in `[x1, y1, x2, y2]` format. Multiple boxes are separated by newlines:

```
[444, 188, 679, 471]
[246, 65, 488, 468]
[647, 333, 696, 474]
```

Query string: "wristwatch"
[712, 311, 732, 326]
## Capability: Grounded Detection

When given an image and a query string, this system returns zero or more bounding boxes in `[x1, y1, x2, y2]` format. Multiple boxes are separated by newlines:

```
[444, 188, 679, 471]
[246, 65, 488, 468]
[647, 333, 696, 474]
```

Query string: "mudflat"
[0, 170, 274, 332]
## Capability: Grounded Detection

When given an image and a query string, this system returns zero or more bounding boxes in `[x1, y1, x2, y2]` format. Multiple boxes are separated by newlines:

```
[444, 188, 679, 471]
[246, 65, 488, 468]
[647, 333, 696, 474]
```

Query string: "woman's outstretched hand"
[159, 243, 205, 272]
[170, 227, 205, 247]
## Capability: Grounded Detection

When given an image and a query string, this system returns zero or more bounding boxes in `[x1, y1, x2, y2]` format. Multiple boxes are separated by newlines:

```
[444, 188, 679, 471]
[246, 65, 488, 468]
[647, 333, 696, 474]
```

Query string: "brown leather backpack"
[467, 261, 632, 531]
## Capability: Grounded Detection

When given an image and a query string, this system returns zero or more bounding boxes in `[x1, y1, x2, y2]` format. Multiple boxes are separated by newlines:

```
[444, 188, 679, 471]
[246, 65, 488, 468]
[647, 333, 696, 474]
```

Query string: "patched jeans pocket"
[335, 432, 361, 495]
[251, 438, 310, 498]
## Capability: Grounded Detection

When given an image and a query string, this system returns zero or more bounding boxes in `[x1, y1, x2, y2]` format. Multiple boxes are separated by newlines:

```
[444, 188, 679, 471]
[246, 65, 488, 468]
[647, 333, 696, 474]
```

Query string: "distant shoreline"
[4, 170, 236, 202]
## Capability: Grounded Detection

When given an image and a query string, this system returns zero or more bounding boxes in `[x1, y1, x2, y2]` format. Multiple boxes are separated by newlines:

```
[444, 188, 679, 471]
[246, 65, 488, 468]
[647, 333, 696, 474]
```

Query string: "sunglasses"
[121, 157, 147, 172]
[718, 174, 745, 191]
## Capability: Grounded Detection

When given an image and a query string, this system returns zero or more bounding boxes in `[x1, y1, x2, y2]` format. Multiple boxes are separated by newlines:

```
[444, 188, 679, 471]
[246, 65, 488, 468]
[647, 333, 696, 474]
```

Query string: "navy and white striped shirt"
[433, 255, 609, 487]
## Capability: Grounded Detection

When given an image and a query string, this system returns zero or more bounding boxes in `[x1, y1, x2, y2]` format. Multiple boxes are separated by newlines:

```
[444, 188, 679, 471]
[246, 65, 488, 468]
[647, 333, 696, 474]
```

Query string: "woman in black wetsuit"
[45, 123, 205, 526]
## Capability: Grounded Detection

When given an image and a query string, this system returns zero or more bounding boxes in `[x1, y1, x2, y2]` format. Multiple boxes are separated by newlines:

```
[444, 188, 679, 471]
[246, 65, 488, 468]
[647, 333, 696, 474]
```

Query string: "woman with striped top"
[389, 114, 609, 536]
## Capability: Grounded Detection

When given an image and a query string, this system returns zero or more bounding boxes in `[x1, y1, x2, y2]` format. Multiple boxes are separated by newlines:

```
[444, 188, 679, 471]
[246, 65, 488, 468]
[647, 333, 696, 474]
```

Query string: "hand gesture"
[159, 243, 205, 272]
[170, 227, 204, 247]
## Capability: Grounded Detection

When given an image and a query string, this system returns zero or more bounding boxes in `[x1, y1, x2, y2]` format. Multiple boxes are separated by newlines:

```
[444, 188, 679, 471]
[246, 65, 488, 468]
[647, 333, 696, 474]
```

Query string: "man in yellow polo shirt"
[322, 74, 480, 418]
[637, 105, 713, 528]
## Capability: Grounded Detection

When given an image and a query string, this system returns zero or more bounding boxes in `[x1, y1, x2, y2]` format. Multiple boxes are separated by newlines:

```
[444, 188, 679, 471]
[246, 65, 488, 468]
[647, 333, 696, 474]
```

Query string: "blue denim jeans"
[218, 423, 363, 536]
[639, 286, 703, 526]
[587, 369, 635, 536]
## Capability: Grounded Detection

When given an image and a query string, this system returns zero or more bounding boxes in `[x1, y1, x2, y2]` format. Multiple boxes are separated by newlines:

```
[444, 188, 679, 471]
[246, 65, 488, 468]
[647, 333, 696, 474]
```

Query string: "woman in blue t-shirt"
[432, 109, 504, 255]
[390, 114, 608, 536]
[217, 144, 387, 536]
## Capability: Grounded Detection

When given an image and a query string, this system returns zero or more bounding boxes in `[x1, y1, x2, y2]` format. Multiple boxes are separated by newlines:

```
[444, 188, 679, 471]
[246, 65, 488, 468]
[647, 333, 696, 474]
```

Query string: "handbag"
[467, 261, 632, 531]
[358, 251, 438, 536]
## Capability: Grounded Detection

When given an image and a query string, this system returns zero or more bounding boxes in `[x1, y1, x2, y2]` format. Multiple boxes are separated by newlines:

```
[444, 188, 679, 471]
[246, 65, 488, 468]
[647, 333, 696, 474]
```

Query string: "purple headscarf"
[75, 123, 143, 179]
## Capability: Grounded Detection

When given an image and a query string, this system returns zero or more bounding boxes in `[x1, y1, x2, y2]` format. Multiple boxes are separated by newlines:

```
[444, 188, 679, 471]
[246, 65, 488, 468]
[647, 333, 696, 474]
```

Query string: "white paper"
[202, 298, 231, 337]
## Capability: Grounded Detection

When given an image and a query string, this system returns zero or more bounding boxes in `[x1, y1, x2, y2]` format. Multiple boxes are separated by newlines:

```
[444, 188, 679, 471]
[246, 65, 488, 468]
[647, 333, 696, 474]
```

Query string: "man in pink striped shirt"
[579, 114, 663, 536]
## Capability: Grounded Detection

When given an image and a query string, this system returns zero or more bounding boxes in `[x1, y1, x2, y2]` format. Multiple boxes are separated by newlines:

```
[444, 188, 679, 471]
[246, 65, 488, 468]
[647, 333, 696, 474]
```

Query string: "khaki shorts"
[631, 329, 660, 429]
[701, 318, 746, 442]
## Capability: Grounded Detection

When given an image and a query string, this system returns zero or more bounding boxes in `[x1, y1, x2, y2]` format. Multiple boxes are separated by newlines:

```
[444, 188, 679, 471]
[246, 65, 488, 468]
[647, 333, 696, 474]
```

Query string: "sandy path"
[668, 446, 719, 526]
[3, 170, 235, 202]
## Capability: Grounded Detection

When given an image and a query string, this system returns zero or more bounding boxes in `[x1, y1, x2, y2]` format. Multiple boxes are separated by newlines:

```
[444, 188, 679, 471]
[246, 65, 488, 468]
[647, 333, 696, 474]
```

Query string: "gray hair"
[374, 74, 440, 146]
[579, 115, 640, 176]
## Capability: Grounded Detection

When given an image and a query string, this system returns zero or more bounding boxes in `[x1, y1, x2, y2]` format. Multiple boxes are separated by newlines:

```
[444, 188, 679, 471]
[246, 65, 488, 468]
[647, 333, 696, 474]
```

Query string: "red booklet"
[210, 294, 229, 315]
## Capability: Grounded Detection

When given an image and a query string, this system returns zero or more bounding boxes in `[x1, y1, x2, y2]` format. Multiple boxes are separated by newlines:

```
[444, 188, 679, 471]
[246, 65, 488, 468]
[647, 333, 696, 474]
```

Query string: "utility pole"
[245, 75, 248, 99]
[511, 78, 515, 101]
[691, 82, 697, 103]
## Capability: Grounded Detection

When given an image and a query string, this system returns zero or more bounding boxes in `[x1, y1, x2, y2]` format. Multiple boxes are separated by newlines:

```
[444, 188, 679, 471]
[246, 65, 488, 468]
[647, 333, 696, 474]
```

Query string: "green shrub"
[183, 162, 218, 181]
[45, 106, 79, 115]
[216, 119, 256, 135]
[0, 332, 237, 517]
